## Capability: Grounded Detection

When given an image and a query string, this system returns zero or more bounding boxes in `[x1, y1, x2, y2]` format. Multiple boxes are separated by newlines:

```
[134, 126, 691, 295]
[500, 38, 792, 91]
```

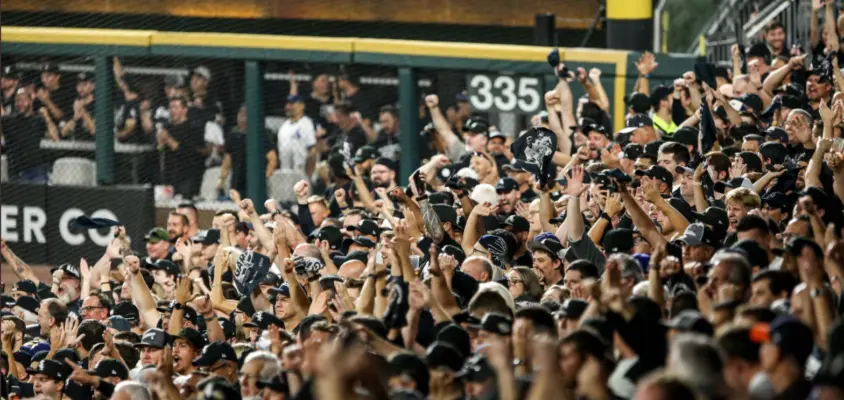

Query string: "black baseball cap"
[583, 123, 610, 138]
[456, 354, 495, 383]
[148, 259, 180, 277]
[172, 328, 206, 351]
[464, 117, 490, 135]
[693, 207, 729, 232]
[650, 85, 673, 108]
[762, 192, 791, 212]
[193, 341, 238, 366]
[347, 219, 381, 237]
[425, 341, 464, 372]
[388, 353, 429, 391]
[41, 63, 60, 74]
[759, 142, 789, 166]
[191, 229, 220, 245]
[502, 159, 532, 173]
[2, 65, 20, 79]
[502, 215, 530, 233]
[432, 204, 458, 226]
[112, 301, 140, 322]
[669, 127, 699, 147]
[603, 229, 634, 254]
[27, 359, 66, 381]
[308, 226, 342, 250]
[558, 299, 588, 319]
[261, 273, 282, 287]
[12, 280, 37, 296]
[13, 296, 39, 315]
[51, 263, 81, 280]
[90, 358, 129, 380]
[622, 143, 644, 160]
[374, 157, 397, 172]
[619, 113, 654, 134]
[731, 239, 771, 269]
[244, 311, 284, 331]
[353, 145, 379, 163]
[135, 328, 169, 349]
[626, 92, 651, 114]
[798, 186, 830, 211]
[635, 165, 673, 187]
[476, 312, 512, 336]
[495, 177, 519, 193]
[528, 237, 564, 260]
[332, 250, 368, 267]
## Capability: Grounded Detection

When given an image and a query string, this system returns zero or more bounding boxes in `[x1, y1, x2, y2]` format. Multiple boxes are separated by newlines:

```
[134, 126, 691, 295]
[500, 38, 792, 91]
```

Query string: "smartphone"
[410, 255, 421, 270]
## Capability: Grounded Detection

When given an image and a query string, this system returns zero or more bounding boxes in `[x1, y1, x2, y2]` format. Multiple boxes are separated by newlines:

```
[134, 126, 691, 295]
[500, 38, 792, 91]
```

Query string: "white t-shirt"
[277, 116, 316, 171]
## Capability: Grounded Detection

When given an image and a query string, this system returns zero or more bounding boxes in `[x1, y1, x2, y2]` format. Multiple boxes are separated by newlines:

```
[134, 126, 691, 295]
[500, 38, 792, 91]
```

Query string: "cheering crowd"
[5, 3, 844, 399]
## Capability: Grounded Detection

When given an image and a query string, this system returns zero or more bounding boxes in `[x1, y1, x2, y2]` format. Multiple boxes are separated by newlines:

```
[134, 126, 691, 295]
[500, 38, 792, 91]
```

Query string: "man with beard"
[52, 263, 82, 314]
[503, 215, 532, 267]
[585, 123, 611, 159]
[171, 328, 205, 376]
[1, 65, 20, 115]
[167, 212, 190, 244]
[495, 177, 521, 217]
[370, 158, 397, 189]
[352, 145, 378, 177]
[372, 105, 401, 161]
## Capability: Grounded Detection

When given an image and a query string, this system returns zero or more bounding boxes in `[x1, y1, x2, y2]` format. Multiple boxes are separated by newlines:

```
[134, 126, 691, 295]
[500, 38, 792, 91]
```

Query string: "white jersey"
[277, 116, 316, 171]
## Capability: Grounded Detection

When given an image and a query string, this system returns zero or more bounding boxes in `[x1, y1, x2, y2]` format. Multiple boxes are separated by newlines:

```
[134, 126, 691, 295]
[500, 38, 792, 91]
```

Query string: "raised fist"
[425, 95, 439, 108]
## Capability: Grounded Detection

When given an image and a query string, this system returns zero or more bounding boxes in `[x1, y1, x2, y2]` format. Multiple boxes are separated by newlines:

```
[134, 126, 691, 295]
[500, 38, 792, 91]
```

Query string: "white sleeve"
[204, 121, 225, 145]
[302, 118, 317, 147]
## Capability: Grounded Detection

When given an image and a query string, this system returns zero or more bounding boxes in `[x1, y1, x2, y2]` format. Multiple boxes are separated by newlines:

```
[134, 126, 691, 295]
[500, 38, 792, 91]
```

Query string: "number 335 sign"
[467, 74, 543, 114]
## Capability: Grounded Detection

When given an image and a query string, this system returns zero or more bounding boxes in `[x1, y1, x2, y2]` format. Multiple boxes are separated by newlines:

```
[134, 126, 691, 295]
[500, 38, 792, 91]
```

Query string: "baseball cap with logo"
[193, 341, 238, 367]
[693, 207, 729, 232]
[635, 165, 673, 187]
[51, 263, 81, 280]
[244, 311, 284, 331]
[477, 312, 512, 336]
[528, 237, 564, 260]
[353, 145, 379, 163]
[172, 328, 207, 351]
[112, 301, 140, 322]
[619, 113, 654, 134]
[90, 358, 129, 380]
[495, 177, 519, 194]
[502, 215, 530, 233]
[191, 229, 220, 245]
[347, 219, 381, 237]
[558, 299, 588, 319]
[144, 227, 170, 243]
[677, 223, 720, 247]
[134, 328, 169, 349]
[257, 373, 290, 395]
[12, 280, 37, 297]
[27, 359, 66, 381]
[603, 229, 634, 254]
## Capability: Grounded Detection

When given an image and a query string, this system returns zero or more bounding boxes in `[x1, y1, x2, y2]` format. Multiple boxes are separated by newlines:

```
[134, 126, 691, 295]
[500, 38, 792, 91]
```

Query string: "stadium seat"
[0, 155, 7, 183]
[199, 167, 231, 201]
[267, 169, 308, 204]
[49, 157, 97, 187]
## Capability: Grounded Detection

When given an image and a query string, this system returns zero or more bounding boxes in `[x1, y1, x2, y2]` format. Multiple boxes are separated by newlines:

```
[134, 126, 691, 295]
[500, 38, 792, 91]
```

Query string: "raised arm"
[425, 95, 462, 155]
[1, 240, 41, 285]
[763, 55, 807, 94]
[462, 202, 494, 254]
[619, 182, 667, 248]
[125, 255, 161, 329]
[576, 68, 609, 112]
[563, 166, 588, 241]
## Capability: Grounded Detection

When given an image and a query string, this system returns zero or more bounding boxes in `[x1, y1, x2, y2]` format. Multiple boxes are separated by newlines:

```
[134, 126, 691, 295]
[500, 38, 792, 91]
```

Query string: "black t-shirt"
[1, 87, 17, 116]
[327, 126, 367, 157]
[224, 130, 273, 194]
[512, 251, 533, 267]
[345, 88, 378, 122]
[33, 86, 74, 121]
[372, 129, 401, 161]
[304, 93, 332, 129]
[163, 118, 206, 186]
[1, 113, 47, 175]
[62, 97, 95, 141]
[115, 99, 145, 144]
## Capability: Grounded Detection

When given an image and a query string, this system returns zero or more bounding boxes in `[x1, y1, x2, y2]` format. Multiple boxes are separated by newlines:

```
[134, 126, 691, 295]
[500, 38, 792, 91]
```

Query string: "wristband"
[204, 315, 216, 322]
[173, 302, 184, 311]
[600, 213, 611, 222]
